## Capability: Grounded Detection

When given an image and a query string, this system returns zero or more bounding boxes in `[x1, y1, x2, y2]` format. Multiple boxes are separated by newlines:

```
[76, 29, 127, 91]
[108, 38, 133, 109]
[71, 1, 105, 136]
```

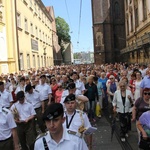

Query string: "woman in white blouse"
[112, 81, 134, 142]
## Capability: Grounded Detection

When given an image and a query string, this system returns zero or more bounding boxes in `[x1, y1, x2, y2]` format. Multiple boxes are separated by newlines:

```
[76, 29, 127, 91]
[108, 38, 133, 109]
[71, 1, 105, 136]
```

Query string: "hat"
[42, 103, 64, 121]
[109, 75, 115, 79]
[0, 81, 4, 85]
[16, 91, 25, 100]
[25, 84, 32, 92]
[40, 74, 46, 78]
[20, 77, 25, 82]
[67, 82, 76, 90]
[64, 94, 76, 103]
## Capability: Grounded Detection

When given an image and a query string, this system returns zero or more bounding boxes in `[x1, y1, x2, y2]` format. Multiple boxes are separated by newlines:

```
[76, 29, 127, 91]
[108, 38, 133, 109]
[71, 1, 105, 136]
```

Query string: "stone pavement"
[91, 115, 139, 150]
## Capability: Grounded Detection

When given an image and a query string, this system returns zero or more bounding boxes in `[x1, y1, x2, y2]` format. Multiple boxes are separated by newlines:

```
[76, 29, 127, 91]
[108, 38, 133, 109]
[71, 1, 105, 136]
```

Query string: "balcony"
[120, 33, 150, 54]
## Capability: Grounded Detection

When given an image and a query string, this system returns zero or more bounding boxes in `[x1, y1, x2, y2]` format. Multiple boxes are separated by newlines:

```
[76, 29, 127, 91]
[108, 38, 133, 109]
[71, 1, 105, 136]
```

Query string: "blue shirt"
[98, 78, 107, 90]
[96, 82, 103, 96]
[140, 76, 150, 89]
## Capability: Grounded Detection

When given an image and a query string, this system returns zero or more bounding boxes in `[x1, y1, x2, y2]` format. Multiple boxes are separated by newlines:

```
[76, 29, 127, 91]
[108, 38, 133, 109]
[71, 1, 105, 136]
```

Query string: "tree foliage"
[55, 17, 71, 46]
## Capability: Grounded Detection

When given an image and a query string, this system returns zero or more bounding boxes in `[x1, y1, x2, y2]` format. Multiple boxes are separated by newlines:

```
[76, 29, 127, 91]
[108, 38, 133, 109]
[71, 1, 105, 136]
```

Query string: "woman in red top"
[50, 77, 58, 101]
[55, 83, 64, 103]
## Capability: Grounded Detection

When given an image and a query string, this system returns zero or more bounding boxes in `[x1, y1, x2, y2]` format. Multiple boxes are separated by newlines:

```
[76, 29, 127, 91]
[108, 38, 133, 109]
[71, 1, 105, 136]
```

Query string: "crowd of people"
[0, 62, 150, 150]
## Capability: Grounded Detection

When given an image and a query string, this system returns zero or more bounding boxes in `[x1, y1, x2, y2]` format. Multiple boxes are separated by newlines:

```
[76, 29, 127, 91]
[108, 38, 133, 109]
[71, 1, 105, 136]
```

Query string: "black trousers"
[118, 113, 131, 138]
[17, 120, 35, 150]
[0, 136, 13, 150]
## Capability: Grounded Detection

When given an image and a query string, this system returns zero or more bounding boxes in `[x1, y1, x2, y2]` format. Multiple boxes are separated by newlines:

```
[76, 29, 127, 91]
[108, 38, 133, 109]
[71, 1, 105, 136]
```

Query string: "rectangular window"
[41, 56, 43, 67]
[35, 26, 38, 37]
[135, 8, 139, 27]
[17, 13, 21, 27]
[43, 32, 44, 41]
[34, 3, 37, 12]
[130, 14, 133, 32]
[20, 53, 24, 70]
[33, 55, 36, 68]
[24, 18, 28, 31]
[39, 29, 41, 39]
[143, 0, 147, 20]
[30, 0, 32, 7]
[37, 55, 40, 68]
[27, 54, 30, 69]
[30, 23, 33, 35]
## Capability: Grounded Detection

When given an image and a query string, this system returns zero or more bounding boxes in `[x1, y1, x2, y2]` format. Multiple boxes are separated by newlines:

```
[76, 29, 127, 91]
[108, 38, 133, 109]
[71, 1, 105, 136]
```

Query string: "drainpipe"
[14, 0, 20, 71]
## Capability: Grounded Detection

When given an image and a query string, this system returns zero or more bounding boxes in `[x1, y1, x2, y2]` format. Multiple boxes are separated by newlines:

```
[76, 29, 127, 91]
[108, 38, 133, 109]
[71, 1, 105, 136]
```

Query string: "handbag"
[139, 136, 150, 150]
[95, 102, 101, 117]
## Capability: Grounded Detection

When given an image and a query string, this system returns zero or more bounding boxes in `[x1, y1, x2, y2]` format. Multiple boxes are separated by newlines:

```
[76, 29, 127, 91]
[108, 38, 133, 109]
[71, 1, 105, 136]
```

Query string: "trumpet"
[11, 107, 20, 121]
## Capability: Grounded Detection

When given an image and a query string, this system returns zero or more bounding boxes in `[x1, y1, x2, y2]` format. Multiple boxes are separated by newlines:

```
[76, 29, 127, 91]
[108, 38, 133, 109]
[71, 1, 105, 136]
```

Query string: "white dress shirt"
[0, 89, 13, 108]
[34, 127, 88, 150]
[0, 106, 17, 140]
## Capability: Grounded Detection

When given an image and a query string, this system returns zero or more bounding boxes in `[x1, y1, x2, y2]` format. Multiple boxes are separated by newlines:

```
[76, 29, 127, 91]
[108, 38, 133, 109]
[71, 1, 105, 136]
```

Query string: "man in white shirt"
[11, 91, 36, 150]
[25, 84, 46, 133]
[36, 75, 52, 110]
[0, 105, 19, 150]
[34, 103, 88, 150]
[63, 94, 92, 149]
[0, 81, 13, 108]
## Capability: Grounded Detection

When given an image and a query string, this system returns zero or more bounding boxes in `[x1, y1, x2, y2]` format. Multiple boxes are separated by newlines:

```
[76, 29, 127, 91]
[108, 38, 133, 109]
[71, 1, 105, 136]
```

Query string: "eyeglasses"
[109, 78, 114, 79]
[144, 92, 150, 96]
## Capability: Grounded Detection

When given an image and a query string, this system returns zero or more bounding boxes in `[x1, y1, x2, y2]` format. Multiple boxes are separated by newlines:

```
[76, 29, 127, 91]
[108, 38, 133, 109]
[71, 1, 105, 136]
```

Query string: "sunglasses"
[144, 92, 150, 96]
[58, 86, 62, 88]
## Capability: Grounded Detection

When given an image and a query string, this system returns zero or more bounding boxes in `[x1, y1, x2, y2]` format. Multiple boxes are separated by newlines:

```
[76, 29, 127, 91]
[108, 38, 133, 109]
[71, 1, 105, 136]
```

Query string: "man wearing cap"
[36, 75, 52, 110]
[0, 105, 20, 150]
[0, 81, 13, 109]
[60, 82, 88, 108]
[63, 94, 92, 149]
[11, 91, 36, 150]
[25, 84, 46, 133]
[34, 103, 88, 150]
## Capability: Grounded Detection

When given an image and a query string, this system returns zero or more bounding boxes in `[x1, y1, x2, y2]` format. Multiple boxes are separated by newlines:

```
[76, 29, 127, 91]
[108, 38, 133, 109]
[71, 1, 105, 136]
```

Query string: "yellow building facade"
[121, 0, 150, 64]
[0, 0, 54, 74]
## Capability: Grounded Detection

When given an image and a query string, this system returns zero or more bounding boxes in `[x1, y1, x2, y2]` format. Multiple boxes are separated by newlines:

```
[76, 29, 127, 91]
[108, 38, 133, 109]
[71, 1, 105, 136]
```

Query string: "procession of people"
[0, 62, 150, 150]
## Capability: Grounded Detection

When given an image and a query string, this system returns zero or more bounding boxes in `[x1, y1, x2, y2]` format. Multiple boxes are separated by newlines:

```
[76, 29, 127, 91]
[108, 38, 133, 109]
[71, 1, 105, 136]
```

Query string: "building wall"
[121, 0, 150, 64]
[0, 0, 19, 74]
[91, 0, 126, 64]
[16, 0, 54, 70]
[0, 0, 55, 74]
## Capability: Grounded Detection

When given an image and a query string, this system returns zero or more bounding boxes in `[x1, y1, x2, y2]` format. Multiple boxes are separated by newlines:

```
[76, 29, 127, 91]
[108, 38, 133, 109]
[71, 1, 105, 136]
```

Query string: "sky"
[42, 0, 93, 53]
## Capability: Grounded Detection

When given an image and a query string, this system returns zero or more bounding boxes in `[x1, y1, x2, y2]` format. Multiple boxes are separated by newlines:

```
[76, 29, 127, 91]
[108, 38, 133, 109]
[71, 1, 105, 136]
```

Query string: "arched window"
[114, 2, 120, 19]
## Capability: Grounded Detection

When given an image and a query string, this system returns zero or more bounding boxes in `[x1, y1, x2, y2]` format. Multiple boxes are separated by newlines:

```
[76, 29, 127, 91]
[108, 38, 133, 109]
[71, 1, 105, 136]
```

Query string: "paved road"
[91, 112, 139, 150]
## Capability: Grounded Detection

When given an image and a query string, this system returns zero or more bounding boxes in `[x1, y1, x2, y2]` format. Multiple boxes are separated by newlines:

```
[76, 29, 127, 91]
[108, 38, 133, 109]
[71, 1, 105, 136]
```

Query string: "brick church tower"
[91, 0, 126, 64]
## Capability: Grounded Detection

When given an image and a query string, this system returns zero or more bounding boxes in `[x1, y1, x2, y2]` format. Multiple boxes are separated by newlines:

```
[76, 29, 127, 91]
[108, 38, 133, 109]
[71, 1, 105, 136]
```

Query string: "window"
[135, 7, 139, 27]
[27, 54, 30, 69]
[43, 32, 44, 41]
[20, 53, 24, 70]
[142, 0, 147, 20]
[126, 18, 129, 35]
[130, 13, 133, 32]
[37, 55, 40, 68]
[24, 18, 28, 31]
[35, 26, 38, 37]
[114, 2, 120, 19]
[34, 2, 37, 13]
[33, 55, 36, 68]
[41, 56, 43, 67]
[126, 0, 128, 9]
[38, 7, 41, 18]
[39, 29, 41, 39]
[30, 0, 32, 7]
[30, 23, 33, 35]
[17, 13, 21, 27]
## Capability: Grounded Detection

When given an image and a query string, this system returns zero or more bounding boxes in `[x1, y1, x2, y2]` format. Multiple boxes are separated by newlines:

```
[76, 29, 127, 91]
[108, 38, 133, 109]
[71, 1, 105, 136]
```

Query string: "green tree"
[55, 17, 71, 62]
